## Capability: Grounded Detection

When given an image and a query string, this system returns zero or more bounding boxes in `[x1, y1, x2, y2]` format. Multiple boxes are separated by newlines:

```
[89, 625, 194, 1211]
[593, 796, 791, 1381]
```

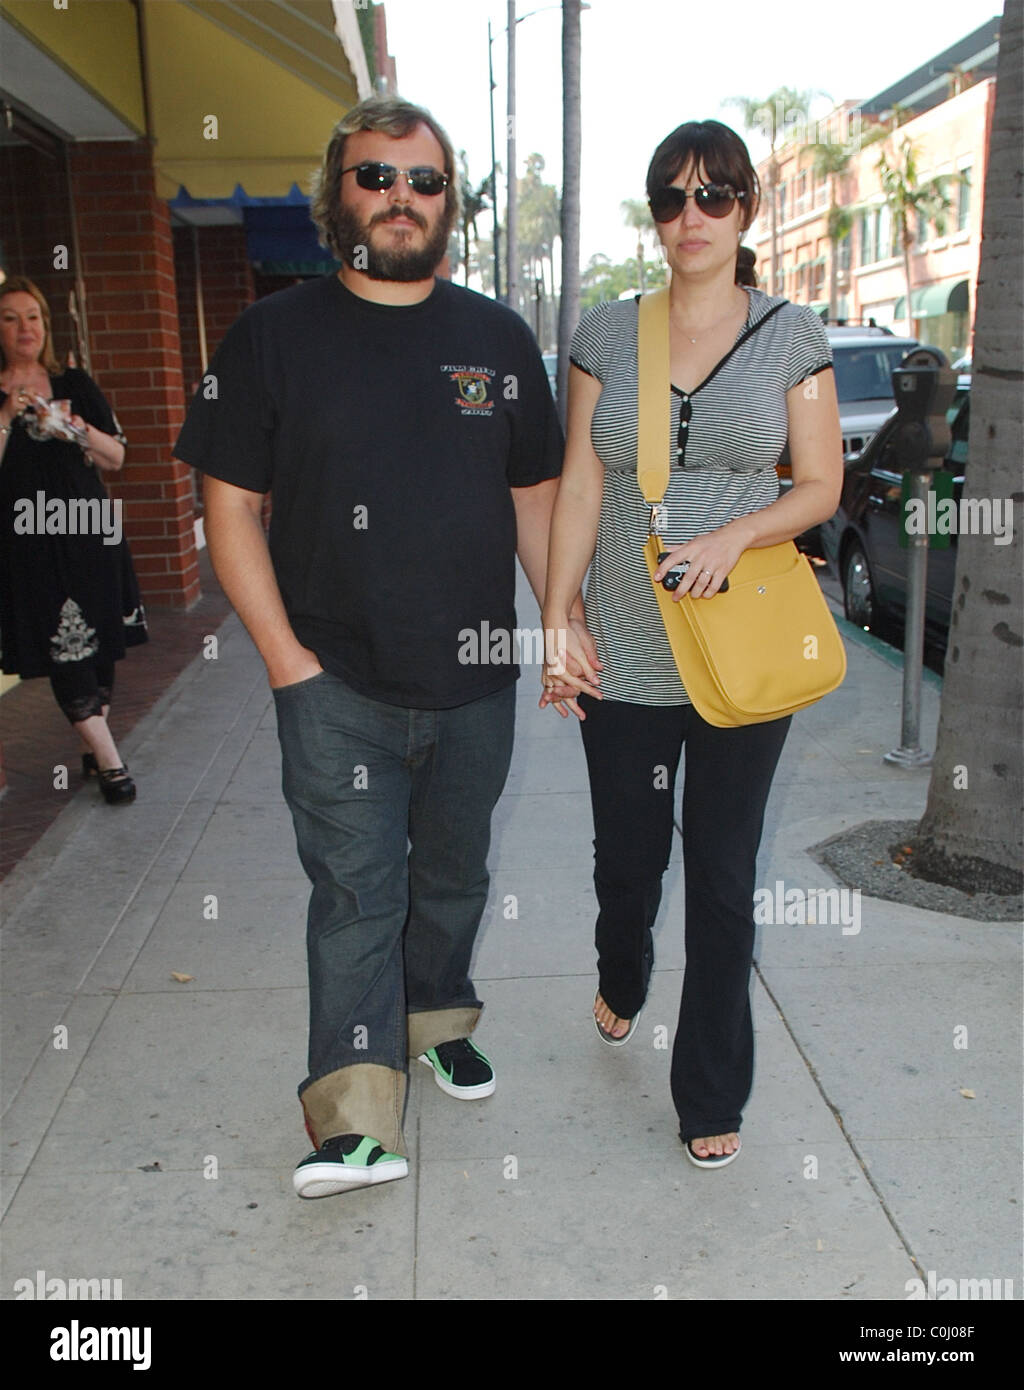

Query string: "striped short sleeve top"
[569, 287, 832, 706]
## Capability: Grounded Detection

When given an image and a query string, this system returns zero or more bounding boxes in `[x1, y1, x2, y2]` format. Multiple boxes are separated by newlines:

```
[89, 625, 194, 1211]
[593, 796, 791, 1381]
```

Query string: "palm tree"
[802, 139, 853, 320]
[556, 0, 583, 423]
[621, 197, 657, 293]
[519, 153, 560, 337]
[875, 134, 953, 337]
[458, 152, 491, 290]
[475, 231, 498, 294]
[804, 117, 892, 320]
[727, 87, 826, 296]
[910, 0, 1023, 892]
[579, 251, 667, 311]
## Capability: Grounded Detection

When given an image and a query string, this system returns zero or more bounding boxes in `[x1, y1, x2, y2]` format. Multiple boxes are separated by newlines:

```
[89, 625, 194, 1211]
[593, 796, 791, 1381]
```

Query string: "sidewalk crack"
[754, 964, 926, 1283]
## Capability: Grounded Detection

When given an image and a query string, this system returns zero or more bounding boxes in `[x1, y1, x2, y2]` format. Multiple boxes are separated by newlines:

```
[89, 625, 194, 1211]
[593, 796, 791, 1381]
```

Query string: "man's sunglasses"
[649, 182, 746, 223]
[341, 162, 449, 196]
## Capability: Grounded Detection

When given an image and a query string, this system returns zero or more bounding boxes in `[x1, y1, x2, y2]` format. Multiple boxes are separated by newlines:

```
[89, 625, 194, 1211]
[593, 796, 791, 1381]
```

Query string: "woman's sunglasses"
[341, 162, 449, 196]
[649, 182, 746, 223]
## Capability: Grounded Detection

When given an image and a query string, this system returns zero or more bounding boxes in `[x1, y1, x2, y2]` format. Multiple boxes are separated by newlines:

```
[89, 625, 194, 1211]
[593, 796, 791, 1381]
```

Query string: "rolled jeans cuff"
[407, 1005, 482, 1059]
[300, 1063, 407, 1157]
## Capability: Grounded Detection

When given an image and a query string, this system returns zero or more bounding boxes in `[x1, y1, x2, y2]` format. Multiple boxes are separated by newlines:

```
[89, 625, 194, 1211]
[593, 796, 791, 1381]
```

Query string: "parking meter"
[890, 347, 957, 468]
[885, 347, 957, 768]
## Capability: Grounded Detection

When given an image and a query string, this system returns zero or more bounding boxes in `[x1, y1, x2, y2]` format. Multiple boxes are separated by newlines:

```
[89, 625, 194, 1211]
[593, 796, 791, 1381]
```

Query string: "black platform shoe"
[98, 766, 136, 805]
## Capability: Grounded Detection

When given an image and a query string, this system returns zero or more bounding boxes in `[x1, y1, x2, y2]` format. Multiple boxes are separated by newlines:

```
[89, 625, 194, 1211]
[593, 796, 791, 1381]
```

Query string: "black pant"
[579, 696, 790, 1142]
[50, 658, 115, 724]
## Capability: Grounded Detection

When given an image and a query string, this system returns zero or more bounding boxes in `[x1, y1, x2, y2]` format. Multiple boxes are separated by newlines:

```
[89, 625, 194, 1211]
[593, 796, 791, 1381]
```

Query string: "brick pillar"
[173, 223, 256, 399]
[71, 141, 199, 608]
[172, 227, 201, 401]
[173, 223, 256, 522]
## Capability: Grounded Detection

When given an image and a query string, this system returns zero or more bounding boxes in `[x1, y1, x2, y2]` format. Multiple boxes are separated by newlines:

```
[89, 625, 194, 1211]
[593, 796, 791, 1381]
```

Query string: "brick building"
[750, 16, 1001, 360]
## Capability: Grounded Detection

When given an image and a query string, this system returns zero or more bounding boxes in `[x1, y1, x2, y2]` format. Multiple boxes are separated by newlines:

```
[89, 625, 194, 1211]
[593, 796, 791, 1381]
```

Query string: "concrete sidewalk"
[2, 579, 1020, 1302]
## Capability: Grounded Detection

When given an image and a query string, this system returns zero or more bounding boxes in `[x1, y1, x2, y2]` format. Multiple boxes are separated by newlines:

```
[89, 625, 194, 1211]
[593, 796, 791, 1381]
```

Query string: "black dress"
[0, 368, 148, 680]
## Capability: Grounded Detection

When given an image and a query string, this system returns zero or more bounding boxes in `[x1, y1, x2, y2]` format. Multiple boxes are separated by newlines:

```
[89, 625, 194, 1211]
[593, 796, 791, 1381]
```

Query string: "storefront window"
[934, 177, 950, 238]
[878, 205, 893, 259]
[957, 168, 972, 231]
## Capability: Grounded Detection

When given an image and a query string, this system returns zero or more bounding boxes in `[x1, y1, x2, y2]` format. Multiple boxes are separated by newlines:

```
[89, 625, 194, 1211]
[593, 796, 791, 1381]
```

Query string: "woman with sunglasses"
[540, 120, 842, 1168]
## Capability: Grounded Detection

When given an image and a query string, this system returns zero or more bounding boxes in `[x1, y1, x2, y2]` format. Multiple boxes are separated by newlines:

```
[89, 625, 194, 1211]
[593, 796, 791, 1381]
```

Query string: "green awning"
[894, 279, 969, 320]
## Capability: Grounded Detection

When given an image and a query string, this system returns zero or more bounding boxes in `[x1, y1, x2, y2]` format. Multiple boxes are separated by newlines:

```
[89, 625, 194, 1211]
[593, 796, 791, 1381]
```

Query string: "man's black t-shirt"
[176, 275, 563, 708]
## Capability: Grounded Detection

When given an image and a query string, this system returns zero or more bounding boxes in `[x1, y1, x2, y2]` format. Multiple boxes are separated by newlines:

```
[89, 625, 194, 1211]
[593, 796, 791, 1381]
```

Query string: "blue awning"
[169, 184, 337, 275]
[170, 182, 311, 211]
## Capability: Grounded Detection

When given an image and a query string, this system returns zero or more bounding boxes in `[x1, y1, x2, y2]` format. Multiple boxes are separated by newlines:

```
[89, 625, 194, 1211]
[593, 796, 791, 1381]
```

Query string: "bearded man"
[175, 97, 579, 1198]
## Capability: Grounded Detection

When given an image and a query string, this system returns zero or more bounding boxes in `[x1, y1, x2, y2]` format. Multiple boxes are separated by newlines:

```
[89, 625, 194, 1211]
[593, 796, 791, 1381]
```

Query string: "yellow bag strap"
[636, 285, 671, 509]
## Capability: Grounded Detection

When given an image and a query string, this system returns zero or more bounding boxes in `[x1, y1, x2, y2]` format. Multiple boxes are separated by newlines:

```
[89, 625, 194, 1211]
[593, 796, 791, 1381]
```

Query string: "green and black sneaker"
[417, 1038, 496, 1100]
[293, 1133, 408, 1199]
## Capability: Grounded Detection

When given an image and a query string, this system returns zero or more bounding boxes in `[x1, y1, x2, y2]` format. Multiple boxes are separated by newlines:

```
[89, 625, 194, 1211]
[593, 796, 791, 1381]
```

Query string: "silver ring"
[701, 569, 712, 577]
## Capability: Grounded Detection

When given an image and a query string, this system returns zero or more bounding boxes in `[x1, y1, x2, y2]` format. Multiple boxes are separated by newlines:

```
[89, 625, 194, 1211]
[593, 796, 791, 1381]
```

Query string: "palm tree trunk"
[911, 0, 1023, 891]
[556, 0, 582, 426]
[902, 227, 915, 338]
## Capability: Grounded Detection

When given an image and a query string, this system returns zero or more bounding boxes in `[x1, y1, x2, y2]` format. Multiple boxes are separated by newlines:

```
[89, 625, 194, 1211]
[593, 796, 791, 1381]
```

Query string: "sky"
[380, 0, 1000, 269]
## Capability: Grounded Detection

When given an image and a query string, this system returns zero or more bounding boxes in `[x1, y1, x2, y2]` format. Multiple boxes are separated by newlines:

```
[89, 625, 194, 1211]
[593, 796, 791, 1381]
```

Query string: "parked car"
[779, 325, 919, 555]
[827, 327, 922, 455]
[820, 385, 970, 651]
[952, 354, 972, 390]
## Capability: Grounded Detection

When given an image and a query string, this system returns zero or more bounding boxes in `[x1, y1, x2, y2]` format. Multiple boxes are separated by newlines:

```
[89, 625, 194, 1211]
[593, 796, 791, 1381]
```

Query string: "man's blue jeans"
[273, 669, 515, 1156]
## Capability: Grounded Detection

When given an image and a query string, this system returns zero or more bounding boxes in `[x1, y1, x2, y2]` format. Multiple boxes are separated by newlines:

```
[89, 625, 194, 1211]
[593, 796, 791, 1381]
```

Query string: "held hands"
[652, 520, 751, 600]
[539, 615, 603, 721]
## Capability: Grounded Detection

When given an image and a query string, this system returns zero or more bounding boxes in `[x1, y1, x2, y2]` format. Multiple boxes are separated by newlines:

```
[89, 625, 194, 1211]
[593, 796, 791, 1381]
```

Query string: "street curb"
[824, 597, 945, 690]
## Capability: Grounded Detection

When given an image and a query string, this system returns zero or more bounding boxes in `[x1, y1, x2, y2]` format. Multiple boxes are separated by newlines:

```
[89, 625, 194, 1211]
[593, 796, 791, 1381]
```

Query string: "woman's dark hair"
[647, 120, 760, 286]
[736, 246, 758, 287]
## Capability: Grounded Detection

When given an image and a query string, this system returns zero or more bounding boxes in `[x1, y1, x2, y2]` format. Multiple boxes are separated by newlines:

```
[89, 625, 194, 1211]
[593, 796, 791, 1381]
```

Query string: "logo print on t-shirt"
[442, 364, 496, 416]
[459, 375, 488, 406]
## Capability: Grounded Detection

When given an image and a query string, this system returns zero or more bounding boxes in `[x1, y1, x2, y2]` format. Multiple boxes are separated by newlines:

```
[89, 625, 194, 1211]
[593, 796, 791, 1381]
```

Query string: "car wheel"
[843, 544, 876, 631]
